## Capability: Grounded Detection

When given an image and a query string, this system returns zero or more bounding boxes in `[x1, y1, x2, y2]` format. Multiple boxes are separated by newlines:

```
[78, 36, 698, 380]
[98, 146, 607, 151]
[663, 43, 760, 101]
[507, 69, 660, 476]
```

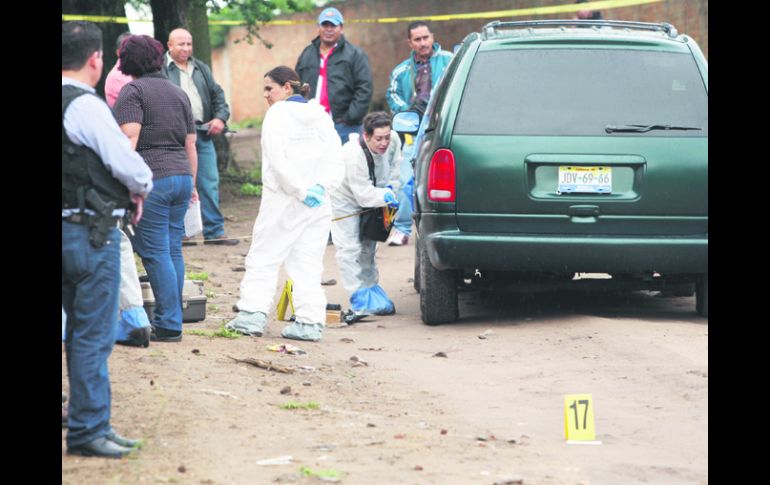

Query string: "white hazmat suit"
[231, 96, 343, 337]
[331, 131, 401, 314]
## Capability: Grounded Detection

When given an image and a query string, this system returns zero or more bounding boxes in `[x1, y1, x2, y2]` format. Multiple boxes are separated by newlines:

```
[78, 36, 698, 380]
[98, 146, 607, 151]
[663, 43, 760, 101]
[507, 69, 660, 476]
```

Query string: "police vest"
[62, 85, 131, 211]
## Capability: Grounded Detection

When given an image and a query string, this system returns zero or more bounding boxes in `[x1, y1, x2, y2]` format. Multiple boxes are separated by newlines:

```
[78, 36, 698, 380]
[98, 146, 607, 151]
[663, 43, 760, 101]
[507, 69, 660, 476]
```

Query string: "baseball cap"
[318, 7, 344, 26]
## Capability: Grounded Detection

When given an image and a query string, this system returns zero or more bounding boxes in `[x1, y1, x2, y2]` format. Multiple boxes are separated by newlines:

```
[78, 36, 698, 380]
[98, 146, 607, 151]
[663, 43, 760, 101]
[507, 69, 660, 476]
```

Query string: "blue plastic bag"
[350, 285, 395, 315]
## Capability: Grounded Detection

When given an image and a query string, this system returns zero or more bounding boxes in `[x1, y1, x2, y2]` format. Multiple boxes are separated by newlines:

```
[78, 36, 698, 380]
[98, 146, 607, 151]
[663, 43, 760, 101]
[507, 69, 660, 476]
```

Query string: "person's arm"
[119, 122, 141, 151]
[386, 62, 410, 113]
[319, 115, 345, 193]
[344, 49, 373, 124]
[65, 92, 152, 198]
[261, 108, 307, 201]
[185, 133, 199, 203]
[386, 132, 403, 191]
[199, 61, 230, 136]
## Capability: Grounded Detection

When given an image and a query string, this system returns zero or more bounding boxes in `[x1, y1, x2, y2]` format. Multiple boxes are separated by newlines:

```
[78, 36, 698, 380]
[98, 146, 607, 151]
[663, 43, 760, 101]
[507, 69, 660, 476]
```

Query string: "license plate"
[558, 166, 612, 194]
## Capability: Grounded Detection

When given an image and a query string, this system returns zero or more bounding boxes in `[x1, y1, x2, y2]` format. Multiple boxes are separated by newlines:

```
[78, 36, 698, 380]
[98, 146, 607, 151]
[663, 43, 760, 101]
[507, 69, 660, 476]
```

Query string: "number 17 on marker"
[564, 394, 596, 441]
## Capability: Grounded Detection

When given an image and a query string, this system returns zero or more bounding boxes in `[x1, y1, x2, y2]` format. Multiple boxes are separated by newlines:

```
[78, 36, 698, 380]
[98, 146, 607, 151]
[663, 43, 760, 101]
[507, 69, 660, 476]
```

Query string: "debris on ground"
[227, 355, 295, 374]
[268, 344, 307, 355]
[478, 329, 495, 339]
[414, 465, 423, 471]
[280, 386, 292, 395]
[321, 278, 337, 286]
[256, 455, 293, 466]
[493, 476, 524, 484]
[177, 465, 186, 473]
[440, 429, 448, 435]
[359, 347, 383, 351]
[339, 338, 355, 343]
[394, 433, 406, 439]
[298, 365, 316, 372]
[199, 389, 239, 399]
[231, 266, 246, 272]
[349, 355, 369, 367]
[433, 352, 448, 358]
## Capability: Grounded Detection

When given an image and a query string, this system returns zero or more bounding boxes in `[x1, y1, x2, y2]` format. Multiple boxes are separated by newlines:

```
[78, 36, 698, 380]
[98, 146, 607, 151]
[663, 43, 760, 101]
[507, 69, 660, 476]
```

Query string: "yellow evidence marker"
[564, 394, 602, 444]
[276, 280, 295, 321]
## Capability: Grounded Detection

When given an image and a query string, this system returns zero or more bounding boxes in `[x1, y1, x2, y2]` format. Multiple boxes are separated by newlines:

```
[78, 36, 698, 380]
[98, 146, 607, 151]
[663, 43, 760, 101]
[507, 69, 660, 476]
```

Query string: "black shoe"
[204, 237, 239, 246]
[150, 327, 182, 342]
[116, 327, 151, 348]
[106, 429, 142, 448]
[67, 437, 133, 459]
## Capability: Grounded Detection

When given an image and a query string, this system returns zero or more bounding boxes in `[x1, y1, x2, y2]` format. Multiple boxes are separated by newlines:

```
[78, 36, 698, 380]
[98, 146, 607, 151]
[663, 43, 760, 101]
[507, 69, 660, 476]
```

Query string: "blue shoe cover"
[350, 285, 395, 315]
[116, 306, 152, 347]
[281, 321, 323, 342]
[226, 311, 267, 336]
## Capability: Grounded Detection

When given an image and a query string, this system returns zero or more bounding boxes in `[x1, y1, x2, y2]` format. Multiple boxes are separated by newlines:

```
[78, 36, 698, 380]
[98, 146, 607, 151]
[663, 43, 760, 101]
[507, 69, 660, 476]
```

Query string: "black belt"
[63, 213, 120, 227]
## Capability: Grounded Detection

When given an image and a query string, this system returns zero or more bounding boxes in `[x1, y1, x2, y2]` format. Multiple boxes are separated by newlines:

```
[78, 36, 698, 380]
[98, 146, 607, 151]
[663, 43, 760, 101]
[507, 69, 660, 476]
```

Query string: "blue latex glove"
[303, 184, 325, 208]
[384, 190, 400, 210]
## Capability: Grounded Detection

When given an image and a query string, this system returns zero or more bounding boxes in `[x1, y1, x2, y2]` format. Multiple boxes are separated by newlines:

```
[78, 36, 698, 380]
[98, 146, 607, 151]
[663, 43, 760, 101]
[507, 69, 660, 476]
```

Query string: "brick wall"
[212, 0, 708, 123]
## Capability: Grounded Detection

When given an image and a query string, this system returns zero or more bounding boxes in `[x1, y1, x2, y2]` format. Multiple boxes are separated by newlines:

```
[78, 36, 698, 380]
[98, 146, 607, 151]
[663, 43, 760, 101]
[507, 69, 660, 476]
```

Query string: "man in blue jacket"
[385, 21, 453, 246]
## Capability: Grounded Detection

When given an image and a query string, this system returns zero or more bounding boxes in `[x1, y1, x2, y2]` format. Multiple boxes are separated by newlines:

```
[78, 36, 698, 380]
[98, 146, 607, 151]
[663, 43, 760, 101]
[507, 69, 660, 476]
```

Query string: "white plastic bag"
[184, 199, 203, 238]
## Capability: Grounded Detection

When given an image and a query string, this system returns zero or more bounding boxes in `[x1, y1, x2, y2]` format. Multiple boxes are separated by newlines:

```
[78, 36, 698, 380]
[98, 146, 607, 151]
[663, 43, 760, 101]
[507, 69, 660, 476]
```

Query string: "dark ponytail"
[265, 65, 310, 98]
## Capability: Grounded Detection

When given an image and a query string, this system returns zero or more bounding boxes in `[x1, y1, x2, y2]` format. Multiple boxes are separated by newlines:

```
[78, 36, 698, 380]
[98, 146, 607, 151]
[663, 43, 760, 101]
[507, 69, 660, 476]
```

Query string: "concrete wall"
[212, 0, 708, 123]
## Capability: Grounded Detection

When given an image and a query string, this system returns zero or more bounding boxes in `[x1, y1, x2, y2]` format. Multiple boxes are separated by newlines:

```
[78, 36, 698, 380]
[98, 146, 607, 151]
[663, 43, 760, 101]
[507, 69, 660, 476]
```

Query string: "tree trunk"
[62, 0, 127, 98]
[149, 0, 188, 47]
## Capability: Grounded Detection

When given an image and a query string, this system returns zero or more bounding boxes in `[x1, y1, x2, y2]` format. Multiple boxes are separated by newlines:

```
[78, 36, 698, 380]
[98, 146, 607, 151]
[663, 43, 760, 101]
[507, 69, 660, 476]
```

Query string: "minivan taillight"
[428, 149, 456, 202]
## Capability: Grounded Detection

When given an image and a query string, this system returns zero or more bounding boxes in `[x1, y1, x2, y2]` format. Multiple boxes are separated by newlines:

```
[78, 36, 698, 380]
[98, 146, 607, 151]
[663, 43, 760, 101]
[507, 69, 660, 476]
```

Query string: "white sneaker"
[387, 229, 409, 246]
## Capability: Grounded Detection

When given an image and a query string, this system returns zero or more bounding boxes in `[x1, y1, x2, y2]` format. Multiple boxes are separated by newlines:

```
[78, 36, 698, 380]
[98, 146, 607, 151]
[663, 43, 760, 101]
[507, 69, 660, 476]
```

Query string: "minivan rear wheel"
[419, 243, 459, 325]
[695, 275, 708, 317]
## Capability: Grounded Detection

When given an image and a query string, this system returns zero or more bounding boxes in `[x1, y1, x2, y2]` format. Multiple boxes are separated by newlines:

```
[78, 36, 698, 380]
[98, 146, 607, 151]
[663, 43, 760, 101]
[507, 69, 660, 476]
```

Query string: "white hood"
[260, 98, 344, 202]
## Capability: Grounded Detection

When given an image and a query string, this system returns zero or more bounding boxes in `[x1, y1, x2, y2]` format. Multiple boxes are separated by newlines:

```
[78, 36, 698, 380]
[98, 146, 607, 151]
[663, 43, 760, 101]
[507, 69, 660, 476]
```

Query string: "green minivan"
[408, 20, 708, 324]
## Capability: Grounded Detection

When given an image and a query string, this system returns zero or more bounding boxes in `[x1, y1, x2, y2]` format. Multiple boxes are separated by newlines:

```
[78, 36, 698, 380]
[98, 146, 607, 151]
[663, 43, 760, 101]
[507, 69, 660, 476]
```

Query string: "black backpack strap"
[358, 135, 376, 186]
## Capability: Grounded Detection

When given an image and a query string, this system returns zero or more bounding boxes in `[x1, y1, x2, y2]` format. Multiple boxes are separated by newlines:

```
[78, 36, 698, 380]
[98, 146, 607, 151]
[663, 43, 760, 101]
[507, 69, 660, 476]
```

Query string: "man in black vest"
[62, 21, 153, 459]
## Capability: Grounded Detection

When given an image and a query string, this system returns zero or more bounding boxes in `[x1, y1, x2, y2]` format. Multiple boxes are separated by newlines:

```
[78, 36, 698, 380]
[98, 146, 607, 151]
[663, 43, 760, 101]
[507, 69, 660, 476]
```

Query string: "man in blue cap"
[296, 7, 373, 144]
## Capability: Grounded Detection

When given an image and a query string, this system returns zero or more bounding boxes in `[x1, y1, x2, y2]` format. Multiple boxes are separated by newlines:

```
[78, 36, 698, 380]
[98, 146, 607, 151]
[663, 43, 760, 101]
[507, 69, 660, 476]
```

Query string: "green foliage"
[240, 183, 263, 197]
[186, 326, 242, 339]
[205, 290, 216, 299]
[208, 0, 316, 48]
[229, 117, 263, 130]
[209, 6, 243, 48]
[280, 401, 320, 410]
[300, 467, 341, 478]
[186, 271, 209, 281]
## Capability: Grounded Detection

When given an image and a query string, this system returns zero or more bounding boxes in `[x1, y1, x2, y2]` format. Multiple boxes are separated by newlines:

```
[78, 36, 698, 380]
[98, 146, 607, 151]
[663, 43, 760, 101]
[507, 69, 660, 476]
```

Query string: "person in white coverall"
[226, 66, 344, 341]
[331, 111, 402, 316]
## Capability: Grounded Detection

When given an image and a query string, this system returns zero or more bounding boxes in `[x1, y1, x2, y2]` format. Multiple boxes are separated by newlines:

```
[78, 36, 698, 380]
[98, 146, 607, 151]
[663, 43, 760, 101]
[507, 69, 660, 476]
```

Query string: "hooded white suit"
[236, 97, 343, 324]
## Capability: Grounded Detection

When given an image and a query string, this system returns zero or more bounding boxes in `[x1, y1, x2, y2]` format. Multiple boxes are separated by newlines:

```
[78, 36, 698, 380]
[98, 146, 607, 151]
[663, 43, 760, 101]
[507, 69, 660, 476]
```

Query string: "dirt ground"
[62, 190, 708, 485]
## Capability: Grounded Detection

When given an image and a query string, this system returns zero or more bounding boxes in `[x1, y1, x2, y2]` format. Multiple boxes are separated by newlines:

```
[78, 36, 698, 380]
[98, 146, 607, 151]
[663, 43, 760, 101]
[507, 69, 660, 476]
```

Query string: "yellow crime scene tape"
[62, 0, 664, 26]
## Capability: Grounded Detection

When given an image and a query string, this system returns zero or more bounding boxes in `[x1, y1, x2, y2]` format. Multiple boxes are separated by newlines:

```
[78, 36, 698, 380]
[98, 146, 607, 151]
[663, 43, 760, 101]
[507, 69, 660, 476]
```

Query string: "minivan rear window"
[454, 49, 708, 136]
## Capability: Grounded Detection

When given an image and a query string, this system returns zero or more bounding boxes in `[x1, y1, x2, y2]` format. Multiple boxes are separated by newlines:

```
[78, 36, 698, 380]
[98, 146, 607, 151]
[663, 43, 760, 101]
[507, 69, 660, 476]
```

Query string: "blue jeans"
[334, 122, 362, 145]
[196, 137, 225, 239]
[393, 149, 414, 235]
[62, 220, 121, 447]
[131, 175, 193, 333]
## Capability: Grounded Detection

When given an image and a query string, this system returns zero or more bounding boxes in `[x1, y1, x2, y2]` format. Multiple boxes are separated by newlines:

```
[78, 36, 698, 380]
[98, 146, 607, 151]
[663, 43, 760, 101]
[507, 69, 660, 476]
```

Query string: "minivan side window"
[454, 49, 708, 136]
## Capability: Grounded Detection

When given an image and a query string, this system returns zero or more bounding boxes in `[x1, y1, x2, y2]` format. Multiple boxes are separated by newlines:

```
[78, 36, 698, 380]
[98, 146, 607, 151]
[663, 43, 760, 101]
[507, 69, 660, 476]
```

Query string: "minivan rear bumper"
[421, 226, 707, 274]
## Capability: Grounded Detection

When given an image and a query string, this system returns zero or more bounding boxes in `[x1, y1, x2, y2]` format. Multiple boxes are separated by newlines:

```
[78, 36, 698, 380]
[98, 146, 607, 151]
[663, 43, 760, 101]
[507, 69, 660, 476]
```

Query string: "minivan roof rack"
[482, 20, 678, 40]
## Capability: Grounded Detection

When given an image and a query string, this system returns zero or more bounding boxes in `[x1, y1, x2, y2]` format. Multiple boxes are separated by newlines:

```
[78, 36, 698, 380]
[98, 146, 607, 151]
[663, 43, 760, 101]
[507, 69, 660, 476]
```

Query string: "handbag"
[358, 137, 393, 242]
